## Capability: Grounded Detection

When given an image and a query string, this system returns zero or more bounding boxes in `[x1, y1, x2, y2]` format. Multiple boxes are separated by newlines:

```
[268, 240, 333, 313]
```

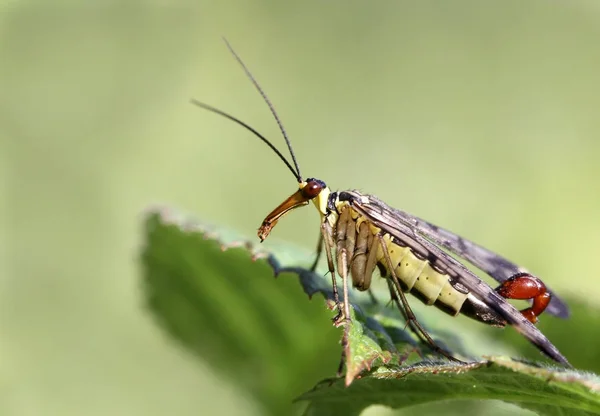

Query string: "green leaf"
[340, 306, 395, 386]
[140, 208, 600, 416]
[300, 358, 600, 416]
[140, 208, 340, 415]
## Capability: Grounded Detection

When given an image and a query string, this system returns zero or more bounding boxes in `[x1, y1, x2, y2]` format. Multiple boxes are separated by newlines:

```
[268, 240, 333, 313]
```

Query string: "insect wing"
[367, 199, 569, 318]
[348, 193, 570, 365]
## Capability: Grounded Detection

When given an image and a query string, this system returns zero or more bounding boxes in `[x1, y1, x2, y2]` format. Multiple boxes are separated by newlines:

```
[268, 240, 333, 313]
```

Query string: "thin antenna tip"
[190, 98, 204, 108]
[221, 37, 234, 51]
[222, 40, 303, 180]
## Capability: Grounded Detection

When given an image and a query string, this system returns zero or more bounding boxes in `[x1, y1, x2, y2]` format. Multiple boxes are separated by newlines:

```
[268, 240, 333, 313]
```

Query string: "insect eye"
[302, 179, 323, 199]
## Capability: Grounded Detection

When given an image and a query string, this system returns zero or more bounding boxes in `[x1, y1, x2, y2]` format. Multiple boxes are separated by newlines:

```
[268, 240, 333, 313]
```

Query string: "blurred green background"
[3, 1, 600, 415]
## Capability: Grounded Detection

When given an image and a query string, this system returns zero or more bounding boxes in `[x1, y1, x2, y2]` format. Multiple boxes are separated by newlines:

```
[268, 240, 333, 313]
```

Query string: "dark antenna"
[190, 99, 300, 181]
[222, 37, 303, 182]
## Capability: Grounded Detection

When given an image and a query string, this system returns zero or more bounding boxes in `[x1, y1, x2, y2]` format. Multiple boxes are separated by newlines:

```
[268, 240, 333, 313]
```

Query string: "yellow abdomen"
[374, 233, 469, 315]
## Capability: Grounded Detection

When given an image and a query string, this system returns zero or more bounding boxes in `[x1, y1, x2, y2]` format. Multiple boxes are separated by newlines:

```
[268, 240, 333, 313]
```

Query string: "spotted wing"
[346, 191, 570, 365]
[361, 195, 569, 318]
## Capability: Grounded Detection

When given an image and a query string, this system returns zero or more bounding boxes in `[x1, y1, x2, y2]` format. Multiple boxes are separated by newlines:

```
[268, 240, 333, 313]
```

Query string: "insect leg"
[376, 234, 462, 362]
[496, 272, 550, 324]
[320, 220, 343, 322]
[350, 220, 378, 304]
[336, 229, 353, 379]
[339, 245, 352, 325]
[310, 231, 324, 272]
[334, 208, 353, 325]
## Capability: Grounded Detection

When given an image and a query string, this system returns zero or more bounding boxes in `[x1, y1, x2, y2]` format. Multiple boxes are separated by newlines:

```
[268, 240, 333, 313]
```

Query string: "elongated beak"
[258, 189, 310, 241]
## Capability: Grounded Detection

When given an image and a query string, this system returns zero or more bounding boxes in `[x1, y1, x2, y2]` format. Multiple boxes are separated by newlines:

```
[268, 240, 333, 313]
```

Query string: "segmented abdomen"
[375, 233, 469, 315]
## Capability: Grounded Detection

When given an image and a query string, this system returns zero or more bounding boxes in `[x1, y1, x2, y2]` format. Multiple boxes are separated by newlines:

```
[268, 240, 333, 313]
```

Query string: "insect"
[192, 39, 571, 366]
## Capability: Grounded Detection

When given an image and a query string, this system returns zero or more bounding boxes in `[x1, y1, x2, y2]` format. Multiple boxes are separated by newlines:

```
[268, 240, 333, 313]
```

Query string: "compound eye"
[302, 179, 323, 199]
